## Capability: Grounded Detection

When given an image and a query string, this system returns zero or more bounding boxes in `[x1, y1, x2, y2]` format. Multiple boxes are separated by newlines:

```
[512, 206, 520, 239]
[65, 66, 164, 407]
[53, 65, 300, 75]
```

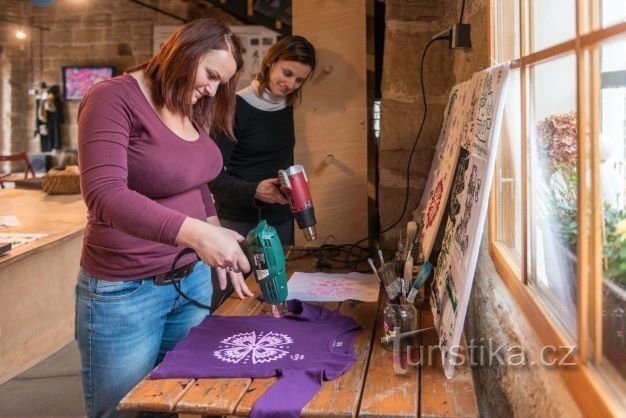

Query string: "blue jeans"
[75, 262, 212, 418]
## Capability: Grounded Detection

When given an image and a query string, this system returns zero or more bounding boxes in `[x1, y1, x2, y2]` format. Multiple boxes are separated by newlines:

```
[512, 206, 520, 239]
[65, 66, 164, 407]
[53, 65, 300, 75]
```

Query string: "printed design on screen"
[213, 331, 293, 365]
[448, 148, 471, 224]
[462, 94, 477, 150]
[431, 220, 455, 323]
[426, 179, 444, 228]
[63, 67, 114, 100]
[472, 75, 494, 157]
[433, 269, 459, 354]
[440, 89, 458, 140]
[454, 163, 482, 255]
[307, 277, 361, 298]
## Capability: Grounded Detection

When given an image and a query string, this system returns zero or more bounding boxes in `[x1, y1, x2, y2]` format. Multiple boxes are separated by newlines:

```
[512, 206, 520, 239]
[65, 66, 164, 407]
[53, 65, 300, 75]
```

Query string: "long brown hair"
[256, 35, 316, 106]
[138, 19, 243, 138]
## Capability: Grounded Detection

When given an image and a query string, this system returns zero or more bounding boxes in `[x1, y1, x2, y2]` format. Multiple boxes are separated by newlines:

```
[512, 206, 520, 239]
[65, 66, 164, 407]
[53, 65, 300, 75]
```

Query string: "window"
[529, 0, 576, 52]
[494, 69, 522, 260]
[599, 34, 626, 396]
[491, 0, 626, 415]
[528, 53, 578, 337]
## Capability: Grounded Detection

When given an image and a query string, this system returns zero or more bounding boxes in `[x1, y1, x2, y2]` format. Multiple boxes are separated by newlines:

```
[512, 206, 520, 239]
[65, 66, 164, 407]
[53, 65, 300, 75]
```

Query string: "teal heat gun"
[243, 220, 289, 318]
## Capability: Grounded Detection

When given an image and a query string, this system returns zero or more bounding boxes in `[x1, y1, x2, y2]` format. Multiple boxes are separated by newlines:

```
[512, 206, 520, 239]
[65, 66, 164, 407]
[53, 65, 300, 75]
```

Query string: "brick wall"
[0, 0, 241, 154]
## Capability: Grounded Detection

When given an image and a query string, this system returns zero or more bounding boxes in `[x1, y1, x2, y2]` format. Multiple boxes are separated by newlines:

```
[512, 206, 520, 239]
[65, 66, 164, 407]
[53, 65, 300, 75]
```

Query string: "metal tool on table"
[243, 220, 289, 318]
[278, 164, 317, 241]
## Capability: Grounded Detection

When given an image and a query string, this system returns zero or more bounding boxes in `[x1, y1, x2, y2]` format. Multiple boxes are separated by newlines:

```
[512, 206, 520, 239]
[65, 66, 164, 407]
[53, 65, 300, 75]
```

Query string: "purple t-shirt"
[77, 74, 223, 280]
[151, 301, 361, 418]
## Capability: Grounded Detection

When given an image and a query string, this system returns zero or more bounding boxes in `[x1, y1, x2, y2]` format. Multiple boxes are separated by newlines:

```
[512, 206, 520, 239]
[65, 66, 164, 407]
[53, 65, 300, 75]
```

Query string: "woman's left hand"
[255, 178, 290, 205]
[216, 267, 254, 299]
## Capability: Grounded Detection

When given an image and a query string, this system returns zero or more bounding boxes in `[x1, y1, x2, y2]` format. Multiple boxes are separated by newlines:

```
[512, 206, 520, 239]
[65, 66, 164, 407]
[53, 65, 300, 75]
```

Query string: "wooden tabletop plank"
[214, 278, 263, 317]
[235, 300, 378, 418]
[175, 378, 251, 416]
[359, 302, 419, 418]
[118, 378, 194, 413]
[232, 377, 277, 417]
[419, 308, 478, 418]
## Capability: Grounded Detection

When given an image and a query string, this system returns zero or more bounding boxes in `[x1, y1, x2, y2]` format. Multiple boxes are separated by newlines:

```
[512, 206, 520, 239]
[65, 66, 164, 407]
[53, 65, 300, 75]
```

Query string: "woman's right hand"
[176, 217, 250, 273]
[255, 178, 290, 205]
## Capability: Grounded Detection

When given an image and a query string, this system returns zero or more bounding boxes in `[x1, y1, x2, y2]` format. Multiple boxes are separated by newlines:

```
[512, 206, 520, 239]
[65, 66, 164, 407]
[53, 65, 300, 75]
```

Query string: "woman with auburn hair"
[75, 19, 253, 417]
[209, 35, 316, 249]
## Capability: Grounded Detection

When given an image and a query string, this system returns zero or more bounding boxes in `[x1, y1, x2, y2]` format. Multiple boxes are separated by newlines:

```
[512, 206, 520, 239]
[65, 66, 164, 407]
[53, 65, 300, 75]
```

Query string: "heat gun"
[278, 164, 317, 241]
[244, 220, 289, 318]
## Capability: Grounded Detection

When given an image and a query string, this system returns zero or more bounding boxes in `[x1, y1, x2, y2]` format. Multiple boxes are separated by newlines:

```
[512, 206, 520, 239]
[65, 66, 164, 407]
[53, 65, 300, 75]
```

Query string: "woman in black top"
[210, 35, 316, 246]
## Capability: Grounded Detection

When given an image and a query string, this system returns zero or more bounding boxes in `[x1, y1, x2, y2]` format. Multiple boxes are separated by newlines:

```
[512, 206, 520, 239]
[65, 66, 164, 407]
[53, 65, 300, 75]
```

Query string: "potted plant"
[537, 112, 625, 370]
[604, 207, 626, 290]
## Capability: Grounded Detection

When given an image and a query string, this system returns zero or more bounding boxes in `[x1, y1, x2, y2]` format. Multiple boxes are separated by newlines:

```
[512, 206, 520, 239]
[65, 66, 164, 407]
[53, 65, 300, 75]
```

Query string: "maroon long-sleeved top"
[77, 74, 222, 280]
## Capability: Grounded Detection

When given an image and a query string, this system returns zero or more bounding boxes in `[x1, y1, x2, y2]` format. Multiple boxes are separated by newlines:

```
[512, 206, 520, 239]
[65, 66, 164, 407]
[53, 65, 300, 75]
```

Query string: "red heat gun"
[278, 164, 317, 241]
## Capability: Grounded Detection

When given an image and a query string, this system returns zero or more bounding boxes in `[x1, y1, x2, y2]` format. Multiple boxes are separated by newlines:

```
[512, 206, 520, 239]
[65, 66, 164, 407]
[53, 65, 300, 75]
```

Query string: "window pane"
[530, 0, 576, 53]
[495, 70, 522, 261]
[599, 35, 626, 394]
[528, 54, 578, 338]
[600, 0, 626, 29]
[494, 0, 520, 61]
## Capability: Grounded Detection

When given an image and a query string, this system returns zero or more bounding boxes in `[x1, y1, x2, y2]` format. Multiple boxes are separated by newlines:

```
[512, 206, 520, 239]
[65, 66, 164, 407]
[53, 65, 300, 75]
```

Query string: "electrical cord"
[287, 35, 450, 272]
[376, 35, 447, 236]
[459, 0, 466, 24]
[356, 36, 448, 243]
[168, 247, 213, 311]
[286, 242, 373, 272]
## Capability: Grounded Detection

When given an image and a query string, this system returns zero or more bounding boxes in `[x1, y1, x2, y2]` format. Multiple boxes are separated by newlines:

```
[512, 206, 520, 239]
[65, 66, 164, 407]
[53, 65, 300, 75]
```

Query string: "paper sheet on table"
[0, 216, 21, 227]
[0, 232, 47, 249]
[287, 271, 380, 302]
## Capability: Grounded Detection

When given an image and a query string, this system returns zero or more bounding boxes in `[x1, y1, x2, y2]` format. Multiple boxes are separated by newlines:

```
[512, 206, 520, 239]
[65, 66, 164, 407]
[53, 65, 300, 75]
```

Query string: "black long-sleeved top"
[210, 95, 294, 224]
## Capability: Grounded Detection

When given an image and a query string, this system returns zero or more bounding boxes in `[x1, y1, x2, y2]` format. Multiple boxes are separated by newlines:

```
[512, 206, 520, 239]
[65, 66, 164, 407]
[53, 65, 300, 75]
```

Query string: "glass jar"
[382, 303, 418, 352]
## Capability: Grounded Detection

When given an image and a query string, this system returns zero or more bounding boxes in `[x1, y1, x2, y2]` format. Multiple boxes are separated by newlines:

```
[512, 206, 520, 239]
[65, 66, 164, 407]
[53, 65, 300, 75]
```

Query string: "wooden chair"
[0, 152, 37, 189]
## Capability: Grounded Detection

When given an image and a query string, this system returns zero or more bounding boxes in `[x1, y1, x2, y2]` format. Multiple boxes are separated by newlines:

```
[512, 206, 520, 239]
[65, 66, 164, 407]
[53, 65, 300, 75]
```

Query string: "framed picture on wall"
[62, 66, 116, 101]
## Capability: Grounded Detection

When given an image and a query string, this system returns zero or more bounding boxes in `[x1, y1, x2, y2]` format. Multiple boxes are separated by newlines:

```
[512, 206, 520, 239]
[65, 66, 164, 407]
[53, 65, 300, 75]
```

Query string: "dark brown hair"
[256, 35, 316, 106]
[139, 19, 243, 138]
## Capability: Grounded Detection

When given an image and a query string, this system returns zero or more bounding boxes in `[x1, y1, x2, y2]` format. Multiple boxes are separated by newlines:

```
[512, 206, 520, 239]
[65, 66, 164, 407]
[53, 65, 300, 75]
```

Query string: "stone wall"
[467, 232, 583, 418]
[0, 0, 241, 154]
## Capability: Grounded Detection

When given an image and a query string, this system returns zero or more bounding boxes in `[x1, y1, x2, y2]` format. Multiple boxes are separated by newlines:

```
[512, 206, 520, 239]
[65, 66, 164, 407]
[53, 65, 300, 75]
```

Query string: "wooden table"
[119, 256, 478, 417]
[0, 188, 86, 384]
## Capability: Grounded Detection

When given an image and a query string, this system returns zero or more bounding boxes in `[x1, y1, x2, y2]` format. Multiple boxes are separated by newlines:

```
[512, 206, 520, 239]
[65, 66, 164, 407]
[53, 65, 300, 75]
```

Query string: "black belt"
[153, 261, 197, 286]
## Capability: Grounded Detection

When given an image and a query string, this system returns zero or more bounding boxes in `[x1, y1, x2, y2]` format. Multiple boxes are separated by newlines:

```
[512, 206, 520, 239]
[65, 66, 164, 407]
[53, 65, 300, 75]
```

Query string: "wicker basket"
[42, 165, 81, 195]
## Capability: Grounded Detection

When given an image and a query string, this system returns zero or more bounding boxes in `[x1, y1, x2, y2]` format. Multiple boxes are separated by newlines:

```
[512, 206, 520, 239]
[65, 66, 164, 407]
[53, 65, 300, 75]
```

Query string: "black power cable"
[168, 247, 213, 311]
[376, 35, 449, 237]
[459, 0, 466, 24]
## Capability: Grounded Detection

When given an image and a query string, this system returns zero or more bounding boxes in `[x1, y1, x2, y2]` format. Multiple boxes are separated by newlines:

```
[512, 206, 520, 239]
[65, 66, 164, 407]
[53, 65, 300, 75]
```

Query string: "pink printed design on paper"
[307, 278, 360, 298]
[214, 331, 293, 365]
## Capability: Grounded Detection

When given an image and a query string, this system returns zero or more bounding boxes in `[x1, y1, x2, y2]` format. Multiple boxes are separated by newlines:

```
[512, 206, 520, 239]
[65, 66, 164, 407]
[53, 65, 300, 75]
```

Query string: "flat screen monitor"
[62, 66, 115, 101]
